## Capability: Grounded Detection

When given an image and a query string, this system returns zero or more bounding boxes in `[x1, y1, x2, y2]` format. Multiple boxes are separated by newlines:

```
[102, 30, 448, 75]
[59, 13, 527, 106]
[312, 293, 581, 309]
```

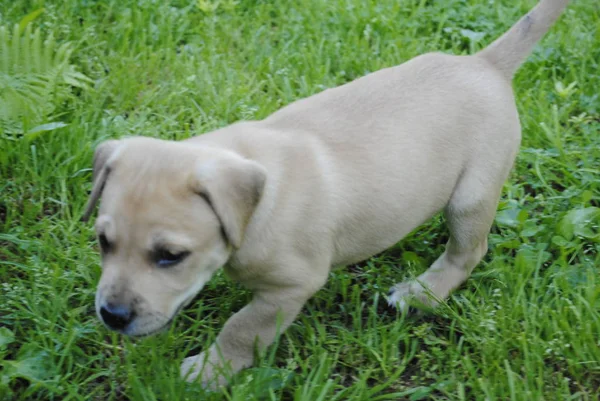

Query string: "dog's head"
[82, 137, 266, 336]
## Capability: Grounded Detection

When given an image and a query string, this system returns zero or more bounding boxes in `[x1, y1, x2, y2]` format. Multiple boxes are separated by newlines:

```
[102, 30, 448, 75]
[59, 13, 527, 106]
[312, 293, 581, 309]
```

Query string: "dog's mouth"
[125, 319, 172, 338]
[118, 314, 174, 338]
[122, 296, 196, 338]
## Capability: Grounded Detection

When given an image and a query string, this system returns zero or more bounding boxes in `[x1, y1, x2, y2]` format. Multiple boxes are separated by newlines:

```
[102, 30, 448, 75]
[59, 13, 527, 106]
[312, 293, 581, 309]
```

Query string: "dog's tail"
[477, 0, 569, 79]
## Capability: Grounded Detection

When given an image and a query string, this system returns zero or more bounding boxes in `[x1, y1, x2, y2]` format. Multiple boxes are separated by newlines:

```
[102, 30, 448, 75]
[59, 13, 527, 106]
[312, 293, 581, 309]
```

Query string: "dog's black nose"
[100, 303, 133, 331]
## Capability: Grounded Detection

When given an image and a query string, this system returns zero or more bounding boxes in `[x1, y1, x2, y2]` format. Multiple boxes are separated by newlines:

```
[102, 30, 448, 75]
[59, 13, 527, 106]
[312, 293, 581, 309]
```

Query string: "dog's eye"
[98, 234, 112, 253]
[154, 249, 190, 267]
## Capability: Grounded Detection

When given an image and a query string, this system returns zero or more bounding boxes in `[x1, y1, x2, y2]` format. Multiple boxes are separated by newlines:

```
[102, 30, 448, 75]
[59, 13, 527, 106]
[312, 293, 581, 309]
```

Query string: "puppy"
[82, 0, 569, 387]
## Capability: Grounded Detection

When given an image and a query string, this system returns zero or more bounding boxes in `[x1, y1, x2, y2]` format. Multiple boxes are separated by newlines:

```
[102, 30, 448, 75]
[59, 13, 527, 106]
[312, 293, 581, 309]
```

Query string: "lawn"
[1, 0, 599, 399]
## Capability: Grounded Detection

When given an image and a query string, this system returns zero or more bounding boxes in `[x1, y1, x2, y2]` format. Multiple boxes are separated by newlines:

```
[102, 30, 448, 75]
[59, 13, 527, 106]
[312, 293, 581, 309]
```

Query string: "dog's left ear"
[81, 140, 121, 222]
[191, 155, 267, 249]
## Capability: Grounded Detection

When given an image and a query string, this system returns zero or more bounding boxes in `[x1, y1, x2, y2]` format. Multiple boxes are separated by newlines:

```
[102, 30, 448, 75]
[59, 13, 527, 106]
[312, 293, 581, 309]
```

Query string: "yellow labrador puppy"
[82, 0, 569, 387]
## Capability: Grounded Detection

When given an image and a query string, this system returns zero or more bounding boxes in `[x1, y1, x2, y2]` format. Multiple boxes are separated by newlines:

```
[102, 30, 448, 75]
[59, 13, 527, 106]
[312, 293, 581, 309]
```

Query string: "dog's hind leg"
[388, 160, 512, 312]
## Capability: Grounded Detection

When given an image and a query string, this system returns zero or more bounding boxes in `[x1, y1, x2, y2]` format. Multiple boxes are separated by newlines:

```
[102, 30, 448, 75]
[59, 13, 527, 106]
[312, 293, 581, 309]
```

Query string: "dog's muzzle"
[99, 303, 134, 331]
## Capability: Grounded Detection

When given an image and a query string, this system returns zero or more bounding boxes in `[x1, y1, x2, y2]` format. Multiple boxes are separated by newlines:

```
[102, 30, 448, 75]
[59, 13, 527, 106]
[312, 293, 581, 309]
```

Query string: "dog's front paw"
[180, 351, 229, 389]
[387, 280, 439, 313]
[180, 353, 205, 383]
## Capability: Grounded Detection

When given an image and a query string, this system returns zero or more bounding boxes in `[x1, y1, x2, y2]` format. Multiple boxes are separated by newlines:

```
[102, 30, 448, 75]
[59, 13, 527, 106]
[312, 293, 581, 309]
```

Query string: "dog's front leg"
[181, 281, 324, 388]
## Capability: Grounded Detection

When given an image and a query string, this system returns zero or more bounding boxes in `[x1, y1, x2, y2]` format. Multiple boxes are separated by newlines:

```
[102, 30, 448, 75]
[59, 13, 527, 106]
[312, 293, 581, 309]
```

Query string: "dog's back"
[253, 1, 570, 265]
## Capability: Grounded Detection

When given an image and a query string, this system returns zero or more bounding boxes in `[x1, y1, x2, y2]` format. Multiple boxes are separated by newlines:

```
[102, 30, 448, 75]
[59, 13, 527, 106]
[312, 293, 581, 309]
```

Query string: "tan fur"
[83, 0, 569, 388]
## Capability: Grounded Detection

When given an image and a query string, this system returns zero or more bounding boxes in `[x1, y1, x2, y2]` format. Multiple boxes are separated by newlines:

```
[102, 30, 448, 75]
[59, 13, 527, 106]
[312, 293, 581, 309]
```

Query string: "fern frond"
[0, 17, 92, 138]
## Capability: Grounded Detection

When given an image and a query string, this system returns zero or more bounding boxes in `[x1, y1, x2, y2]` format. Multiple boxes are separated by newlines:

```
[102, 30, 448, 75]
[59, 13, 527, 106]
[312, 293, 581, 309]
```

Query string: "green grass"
[1, 0, 599, 399]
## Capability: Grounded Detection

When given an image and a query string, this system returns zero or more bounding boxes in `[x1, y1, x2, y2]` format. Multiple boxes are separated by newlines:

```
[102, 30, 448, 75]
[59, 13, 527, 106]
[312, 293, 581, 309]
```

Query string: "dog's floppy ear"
[81, 140, 121, 222]
[191, 155, 267, 249]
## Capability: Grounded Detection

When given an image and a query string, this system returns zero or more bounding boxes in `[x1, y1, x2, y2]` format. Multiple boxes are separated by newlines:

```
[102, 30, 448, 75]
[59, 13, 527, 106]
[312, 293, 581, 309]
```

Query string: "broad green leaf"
[516, 246, 551, 264]
[0, 328, 15, 349]
[558, 207, 600, 240]
[551, 235, 572, 248]
[581, 190, 593, 204]
[520, 222, 545, 237]
[501, 238, 521, 249]
[402, 251, 422, 265]
[495, 207, 523, 228]
[1, 350, 53, 382]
